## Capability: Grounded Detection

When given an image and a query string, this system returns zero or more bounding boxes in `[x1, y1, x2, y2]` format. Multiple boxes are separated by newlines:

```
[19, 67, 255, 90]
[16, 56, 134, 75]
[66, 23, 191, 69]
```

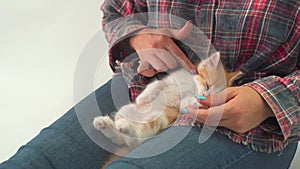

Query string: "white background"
[0, 0, 112, 162]
[0, 0, 299, 168]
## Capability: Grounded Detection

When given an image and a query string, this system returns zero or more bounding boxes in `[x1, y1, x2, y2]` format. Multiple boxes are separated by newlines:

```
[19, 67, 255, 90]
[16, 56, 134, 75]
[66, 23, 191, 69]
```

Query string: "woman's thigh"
[106, 126, 298, 169]
[0, 76, 131, 169]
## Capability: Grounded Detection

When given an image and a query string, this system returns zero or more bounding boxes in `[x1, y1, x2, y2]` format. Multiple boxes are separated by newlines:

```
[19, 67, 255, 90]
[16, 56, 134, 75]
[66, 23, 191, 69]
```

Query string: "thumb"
[137, 61, 156, 77]
[168, 20, 193, 40]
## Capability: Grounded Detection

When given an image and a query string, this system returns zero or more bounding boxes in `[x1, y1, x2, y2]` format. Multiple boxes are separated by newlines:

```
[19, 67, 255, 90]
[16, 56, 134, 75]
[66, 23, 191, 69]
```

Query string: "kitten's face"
[194, 66, 211, 92]
[193, 52, 227, 95]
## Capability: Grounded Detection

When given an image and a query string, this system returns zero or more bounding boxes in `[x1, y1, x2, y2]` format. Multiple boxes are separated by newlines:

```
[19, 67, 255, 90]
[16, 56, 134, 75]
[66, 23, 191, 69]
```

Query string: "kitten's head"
[194, 52, 227, 95]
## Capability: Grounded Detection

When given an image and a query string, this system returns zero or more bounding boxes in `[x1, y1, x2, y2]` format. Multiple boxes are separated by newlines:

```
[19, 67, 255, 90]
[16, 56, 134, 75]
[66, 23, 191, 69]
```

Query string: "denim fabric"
[107, 126, 298, 169]
[0, 76, 130, 169]
[0, 76, 298, 169]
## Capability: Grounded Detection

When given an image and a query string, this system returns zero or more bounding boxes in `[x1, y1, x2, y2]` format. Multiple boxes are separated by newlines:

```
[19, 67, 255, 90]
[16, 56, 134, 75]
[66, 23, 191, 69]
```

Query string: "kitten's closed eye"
[94, 52, 230, 168]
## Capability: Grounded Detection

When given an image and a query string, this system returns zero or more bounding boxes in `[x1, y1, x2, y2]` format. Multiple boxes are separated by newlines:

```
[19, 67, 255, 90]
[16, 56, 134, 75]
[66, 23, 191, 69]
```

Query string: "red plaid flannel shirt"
[101, 0, 300, 153]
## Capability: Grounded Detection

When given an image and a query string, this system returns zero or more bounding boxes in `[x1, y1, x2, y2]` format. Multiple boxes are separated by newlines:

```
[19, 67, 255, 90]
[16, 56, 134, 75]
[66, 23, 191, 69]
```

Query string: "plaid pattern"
[101, 0, 300, 152]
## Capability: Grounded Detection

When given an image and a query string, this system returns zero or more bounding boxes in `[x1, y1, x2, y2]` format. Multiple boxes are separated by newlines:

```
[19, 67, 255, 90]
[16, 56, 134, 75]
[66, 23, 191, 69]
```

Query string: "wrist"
[243, 86, 275, 119]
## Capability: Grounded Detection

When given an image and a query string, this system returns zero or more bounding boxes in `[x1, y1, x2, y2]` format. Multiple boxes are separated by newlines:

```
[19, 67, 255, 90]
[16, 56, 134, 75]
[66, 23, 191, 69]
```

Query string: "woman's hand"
[187, 86, 275, 134]
[129, 21, 197, 77]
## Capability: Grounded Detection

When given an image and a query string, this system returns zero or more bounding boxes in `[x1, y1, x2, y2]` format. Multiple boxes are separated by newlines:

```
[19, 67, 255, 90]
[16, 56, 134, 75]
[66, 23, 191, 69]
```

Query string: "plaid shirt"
[101, 0, 300, 153]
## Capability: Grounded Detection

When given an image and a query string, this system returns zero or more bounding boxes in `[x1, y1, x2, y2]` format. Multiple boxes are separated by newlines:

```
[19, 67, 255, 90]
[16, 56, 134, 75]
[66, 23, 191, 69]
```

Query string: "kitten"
[93, 52, 241, 167]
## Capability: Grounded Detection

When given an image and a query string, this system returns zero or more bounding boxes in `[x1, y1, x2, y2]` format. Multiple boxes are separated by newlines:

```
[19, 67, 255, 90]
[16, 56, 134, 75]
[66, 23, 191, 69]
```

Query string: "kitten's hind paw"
[93, 116, 126, 146]
[115, 119, 134, 136]
[93, 116, 115, 130]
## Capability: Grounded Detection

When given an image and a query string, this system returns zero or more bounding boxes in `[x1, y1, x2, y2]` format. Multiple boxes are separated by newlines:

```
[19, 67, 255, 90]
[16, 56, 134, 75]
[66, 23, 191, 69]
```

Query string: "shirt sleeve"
[243, 7, 300, 142]
[101, 0, 148, 72]
[245, 65, 300, 142]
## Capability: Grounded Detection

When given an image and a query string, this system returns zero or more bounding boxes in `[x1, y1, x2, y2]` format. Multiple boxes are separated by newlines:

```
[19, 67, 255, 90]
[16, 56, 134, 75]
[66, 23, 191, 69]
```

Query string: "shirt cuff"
[245, 76, 298, 141]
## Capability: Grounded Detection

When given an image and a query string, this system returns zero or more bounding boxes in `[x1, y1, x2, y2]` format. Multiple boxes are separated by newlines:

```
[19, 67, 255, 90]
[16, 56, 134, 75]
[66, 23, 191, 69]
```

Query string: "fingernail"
[190, 69, 197, 75]
[196, 95, 206, 100]
[181, 107, 190, 114]
[209, 89, 216, 95]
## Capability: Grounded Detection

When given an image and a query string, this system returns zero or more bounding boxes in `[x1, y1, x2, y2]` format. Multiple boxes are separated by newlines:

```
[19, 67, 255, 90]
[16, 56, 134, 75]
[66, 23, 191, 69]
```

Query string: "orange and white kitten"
[93, 52, 240, 159]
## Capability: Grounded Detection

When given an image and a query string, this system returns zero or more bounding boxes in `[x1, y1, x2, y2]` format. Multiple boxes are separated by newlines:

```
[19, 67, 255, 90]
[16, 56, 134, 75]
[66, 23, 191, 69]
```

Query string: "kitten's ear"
[207, 52, 220, 69]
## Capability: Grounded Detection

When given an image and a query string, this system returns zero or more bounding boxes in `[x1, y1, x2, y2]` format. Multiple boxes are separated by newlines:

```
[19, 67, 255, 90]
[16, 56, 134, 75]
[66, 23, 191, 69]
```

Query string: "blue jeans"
[0, 76, 298, 169]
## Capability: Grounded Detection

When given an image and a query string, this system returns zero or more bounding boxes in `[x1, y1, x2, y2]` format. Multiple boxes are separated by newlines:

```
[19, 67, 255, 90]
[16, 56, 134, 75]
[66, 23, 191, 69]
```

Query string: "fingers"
[139, 50, 168, 72]
[166, 21, 196, 72]
[137, 61, 157, 77]
[198, 88, 235, 107]
[187, 88, 237, 126]
[132, 21, 196, 76]
[137, 21, 193, 40]
[168, 20, 193, 40]
[165, 41, 197, 73]
[153, 49, 178, 69]
[185, 86, 276, 134]
[187, 105, 228, 126]
[137, 49, 178, 76]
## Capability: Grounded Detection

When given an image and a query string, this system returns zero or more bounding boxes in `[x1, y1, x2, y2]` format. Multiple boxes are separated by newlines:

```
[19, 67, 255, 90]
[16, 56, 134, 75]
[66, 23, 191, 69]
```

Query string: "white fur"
[93, 53, 226, 148]
[93, 68, 203, 148]
[93, 116, 125, 145]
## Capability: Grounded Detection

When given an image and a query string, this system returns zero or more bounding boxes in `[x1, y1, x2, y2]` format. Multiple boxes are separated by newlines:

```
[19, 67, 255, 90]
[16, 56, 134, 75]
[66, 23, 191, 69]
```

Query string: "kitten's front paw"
[93, 116, 115, 130]
[181, 96, 200, 109]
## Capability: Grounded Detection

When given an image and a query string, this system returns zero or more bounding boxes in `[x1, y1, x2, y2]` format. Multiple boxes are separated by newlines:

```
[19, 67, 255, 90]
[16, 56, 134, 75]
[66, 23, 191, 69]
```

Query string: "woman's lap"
[0, 76, 130, 169]
[0, 76, 298, 169]
[107, 126, 298, 169]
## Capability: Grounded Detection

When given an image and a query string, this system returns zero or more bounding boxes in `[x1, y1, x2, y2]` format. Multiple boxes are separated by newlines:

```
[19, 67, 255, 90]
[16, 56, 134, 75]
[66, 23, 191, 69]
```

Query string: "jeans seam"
[222, 150, 253, 169]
